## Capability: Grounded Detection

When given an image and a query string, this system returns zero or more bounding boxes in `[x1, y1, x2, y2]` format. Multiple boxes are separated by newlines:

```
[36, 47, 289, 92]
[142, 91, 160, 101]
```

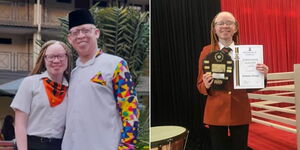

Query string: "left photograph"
[0, 0, 149, 150]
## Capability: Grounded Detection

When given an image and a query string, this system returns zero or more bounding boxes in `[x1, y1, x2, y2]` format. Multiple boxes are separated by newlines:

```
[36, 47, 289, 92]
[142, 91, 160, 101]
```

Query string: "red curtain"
[221, 0, 300, 73]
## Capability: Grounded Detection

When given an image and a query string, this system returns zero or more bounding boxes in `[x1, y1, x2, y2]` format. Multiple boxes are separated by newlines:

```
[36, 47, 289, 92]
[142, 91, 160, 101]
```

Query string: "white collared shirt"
[10, 71, 68, 138]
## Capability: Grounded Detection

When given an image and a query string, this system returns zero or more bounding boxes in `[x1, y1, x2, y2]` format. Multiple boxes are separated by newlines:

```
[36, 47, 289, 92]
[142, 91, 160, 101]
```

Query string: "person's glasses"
[215, 21, 235, 26]
[69, 28, 95, 37]
[44, 54, 67, 62]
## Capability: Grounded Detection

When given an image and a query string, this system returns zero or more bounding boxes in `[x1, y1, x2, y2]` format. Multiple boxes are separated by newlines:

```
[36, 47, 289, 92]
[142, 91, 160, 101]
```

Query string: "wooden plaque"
[203, 51, 233, 90]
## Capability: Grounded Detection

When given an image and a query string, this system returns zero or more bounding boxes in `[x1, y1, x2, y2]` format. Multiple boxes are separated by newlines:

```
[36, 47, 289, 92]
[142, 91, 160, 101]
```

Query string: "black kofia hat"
[68, 9, 95, 30]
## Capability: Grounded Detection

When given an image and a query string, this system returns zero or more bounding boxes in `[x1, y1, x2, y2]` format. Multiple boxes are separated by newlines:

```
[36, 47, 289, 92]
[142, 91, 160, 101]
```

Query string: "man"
[62, 9, 139, 150]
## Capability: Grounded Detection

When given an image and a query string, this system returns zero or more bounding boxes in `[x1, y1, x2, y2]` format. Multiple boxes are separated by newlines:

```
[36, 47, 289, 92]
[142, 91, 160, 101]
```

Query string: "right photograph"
[151, 0, 300, 150]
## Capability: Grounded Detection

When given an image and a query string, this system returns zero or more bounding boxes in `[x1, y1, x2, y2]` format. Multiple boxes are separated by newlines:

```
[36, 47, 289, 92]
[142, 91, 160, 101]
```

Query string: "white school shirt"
[62, 53, 123, 150]
[10, 71, 68, 138]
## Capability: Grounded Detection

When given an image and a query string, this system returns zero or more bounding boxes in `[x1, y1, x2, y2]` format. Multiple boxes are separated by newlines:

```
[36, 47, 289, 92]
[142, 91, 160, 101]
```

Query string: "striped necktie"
[221, 47, 232, 54]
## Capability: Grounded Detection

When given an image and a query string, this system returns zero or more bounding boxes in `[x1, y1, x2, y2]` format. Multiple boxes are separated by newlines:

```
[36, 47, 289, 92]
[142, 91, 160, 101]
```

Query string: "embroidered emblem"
[91, 72, 107, 86]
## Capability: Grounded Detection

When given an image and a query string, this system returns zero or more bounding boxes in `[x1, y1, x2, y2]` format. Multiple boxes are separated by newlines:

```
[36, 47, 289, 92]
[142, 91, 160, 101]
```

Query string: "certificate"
[233, 45, 264, 89]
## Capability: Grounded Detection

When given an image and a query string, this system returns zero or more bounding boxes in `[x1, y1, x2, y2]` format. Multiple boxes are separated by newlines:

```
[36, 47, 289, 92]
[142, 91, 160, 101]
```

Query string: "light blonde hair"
[30, 40, 72, 81]
[210, 11, 240, 51]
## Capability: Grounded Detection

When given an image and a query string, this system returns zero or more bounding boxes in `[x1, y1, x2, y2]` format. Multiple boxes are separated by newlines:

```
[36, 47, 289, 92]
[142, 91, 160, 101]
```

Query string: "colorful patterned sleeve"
[112, 60, 139, 150]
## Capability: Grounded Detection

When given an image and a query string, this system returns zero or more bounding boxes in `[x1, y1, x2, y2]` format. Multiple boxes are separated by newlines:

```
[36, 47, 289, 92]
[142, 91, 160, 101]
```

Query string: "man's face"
[214, 12, 237, 41]
[68, 24, 100, 57]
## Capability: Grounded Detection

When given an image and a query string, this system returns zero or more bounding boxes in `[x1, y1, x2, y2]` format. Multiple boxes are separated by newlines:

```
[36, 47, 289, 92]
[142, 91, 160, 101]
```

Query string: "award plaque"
[203, 51, 233, 90]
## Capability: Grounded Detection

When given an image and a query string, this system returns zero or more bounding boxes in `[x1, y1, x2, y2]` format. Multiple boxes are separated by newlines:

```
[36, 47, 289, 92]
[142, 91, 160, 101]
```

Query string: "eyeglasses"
[69, 28, 95, 37]
[44, 54, 67, 62]
[215, 21, 235, 26]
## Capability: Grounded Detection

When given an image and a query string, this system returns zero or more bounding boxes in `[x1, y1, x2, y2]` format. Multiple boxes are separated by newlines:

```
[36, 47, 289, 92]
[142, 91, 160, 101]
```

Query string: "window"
[57, 0, 72, 3]
[0, 38, 12, 44]
[75, 0, 89, 8]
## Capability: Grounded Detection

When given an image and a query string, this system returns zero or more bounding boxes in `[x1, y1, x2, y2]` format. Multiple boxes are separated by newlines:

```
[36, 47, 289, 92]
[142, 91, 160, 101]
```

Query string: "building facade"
[0, 0, 148, 72]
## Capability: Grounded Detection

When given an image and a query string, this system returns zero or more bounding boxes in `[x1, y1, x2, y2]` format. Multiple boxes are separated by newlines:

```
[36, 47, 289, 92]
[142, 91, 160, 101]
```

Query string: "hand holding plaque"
[203, 49, 233, 90]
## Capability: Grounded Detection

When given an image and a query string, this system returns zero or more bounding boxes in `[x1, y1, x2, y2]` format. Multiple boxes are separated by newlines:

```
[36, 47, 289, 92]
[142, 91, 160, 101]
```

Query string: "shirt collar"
[218, 41, 235, 51]
[76, 49, 103, 67]
[40, 71, 68, 86]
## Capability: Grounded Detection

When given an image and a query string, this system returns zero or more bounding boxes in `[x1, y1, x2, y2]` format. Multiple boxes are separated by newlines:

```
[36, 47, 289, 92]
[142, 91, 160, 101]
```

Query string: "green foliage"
[58, 6, 149, 83]
[135, 103, 149, 150]
[91, 6, 149, 83]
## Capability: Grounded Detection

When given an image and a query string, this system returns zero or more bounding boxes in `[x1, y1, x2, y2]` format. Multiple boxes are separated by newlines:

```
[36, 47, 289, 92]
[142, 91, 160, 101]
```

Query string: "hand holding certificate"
[234, 45, 265, 89]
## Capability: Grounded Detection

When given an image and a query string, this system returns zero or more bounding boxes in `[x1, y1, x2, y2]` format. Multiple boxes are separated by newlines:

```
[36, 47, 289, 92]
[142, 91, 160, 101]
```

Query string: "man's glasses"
[44, 54, 67, 62]
[69, 28, 95, 37]
[215, 21, 235, 26]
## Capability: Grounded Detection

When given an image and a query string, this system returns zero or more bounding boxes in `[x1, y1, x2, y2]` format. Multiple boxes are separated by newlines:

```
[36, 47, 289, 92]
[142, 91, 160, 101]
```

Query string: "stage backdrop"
[221, 0, 300, 72]
[151, 0, 220, 149]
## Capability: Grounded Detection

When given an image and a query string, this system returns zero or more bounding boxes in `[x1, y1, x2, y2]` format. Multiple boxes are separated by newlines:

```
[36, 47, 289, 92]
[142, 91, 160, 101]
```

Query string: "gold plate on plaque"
[212, 64, 226, 72]
[204, 60, 210, 64]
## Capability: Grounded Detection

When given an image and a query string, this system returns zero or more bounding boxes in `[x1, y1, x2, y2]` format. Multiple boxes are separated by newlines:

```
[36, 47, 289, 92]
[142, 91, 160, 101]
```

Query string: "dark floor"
[185, 135, 253, 150]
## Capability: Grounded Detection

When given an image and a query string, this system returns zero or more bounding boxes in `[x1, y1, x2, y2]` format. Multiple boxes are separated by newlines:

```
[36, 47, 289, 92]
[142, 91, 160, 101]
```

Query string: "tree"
[59, 6, 149, 83]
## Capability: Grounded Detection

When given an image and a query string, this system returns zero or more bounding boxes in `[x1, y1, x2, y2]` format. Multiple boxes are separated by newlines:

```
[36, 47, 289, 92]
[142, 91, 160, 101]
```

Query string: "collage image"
[0, 0, 300, 150]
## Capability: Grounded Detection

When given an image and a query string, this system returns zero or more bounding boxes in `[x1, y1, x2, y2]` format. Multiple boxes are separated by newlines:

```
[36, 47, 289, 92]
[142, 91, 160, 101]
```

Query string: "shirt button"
[228, 91, 231, 95]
